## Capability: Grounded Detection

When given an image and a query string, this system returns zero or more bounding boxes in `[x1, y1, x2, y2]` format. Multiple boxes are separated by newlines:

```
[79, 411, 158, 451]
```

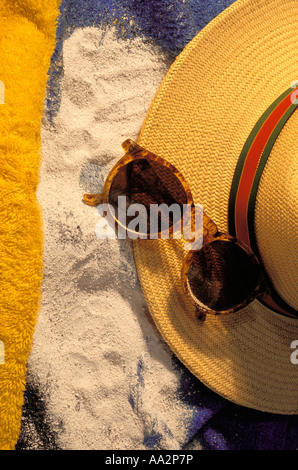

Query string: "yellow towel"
[0, 0, 60, 450]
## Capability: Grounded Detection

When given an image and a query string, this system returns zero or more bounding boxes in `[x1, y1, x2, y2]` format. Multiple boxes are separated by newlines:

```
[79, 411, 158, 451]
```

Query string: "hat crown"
[227, 85, 298, 315]
[255, 108, 298, 312]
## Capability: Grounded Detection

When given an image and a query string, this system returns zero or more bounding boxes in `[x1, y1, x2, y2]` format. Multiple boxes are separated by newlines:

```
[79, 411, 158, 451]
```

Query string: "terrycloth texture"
[0, 0, 60, 450]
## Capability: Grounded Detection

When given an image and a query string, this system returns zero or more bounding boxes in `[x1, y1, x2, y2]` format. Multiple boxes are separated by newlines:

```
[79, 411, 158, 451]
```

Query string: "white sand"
[27, 27, 198, 450]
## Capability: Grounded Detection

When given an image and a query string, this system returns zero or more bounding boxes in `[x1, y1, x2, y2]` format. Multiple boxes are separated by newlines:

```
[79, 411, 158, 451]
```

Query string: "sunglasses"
[83, 139, 268, 320]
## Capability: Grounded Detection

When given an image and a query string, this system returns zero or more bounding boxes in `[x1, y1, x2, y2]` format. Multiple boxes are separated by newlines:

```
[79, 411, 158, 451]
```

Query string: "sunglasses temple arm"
[122, 139, 144, 155]
[82, 141, 151, 208]
[83, 193, 103, 206]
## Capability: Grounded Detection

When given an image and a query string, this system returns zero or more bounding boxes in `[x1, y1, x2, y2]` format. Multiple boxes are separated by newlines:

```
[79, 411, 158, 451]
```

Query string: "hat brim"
[133, 0, 298, 414]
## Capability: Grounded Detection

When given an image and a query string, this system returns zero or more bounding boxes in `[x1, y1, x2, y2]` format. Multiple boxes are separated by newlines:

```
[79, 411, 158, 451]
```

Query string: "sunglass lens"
[109, 159, 188, 236]
[187, 240, 262, 312]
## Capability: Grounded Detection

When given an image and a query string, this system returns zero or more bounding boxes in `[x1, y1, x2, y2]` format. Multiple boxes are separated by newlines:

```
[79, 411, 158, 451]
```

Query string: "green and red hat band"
[228, 84, 298, 318]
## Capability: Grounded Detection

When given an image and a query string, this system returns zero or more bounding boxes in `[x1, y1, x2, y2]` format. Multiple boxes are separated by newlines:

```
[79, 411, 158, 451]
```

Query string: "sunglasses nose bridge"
[202, 212, 220, 242]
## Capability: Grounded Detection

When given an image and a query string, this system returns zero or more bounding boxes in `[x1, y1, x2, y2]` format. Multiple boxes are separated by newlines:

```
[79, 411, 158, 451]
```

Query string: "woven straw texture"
[133, 0, 298, 414]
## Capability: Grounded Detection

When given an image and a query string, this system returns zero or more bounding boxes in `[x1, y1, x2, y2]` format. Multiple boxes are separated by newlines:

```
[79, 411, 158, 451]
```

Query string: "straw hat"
[133, 0, 298, 414]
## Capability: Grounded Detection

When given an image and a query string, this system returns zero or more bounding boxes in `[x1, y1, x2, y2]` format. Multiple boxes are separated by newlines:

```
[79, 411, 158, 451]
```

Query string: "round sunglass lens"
[186, 240, 262, 312]
[109, 159, 188, 237]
